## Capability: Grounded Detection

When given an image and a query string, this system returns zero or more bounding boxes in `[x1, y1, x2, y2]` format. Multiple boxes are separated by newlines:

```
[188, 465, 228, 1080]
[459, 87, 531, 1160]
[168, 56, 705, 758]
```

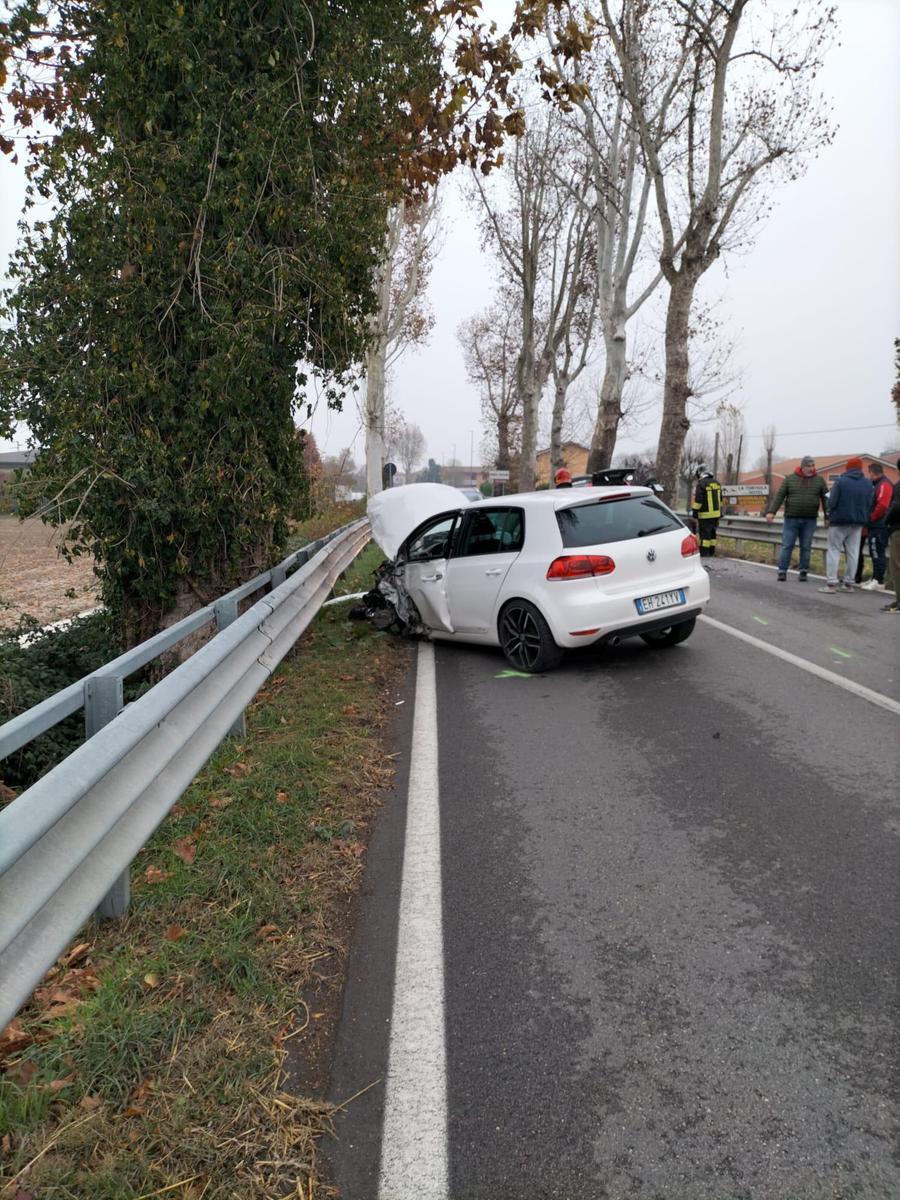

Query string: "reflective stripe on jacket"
[692, 479, 722, 519]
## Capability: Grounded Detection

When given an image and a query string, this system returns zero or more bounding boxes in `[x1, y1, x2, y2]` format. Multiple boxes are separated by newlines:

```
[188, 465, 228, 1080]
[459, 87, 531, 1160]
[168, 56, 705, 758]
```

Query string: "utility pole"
[469, 430, 475, 486]
[712, 431, 720, 479]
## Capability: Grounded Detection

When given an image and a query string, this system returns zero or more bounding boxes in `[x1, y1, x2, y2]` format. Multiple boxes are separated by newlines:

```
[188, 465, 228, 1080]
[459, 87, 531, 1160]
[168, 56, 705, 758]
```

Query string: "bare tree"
[716, 402, 745, 484]
[363, 193, 440, 495]
[458, 295, 523, 474]
[394, 418, 427, 483]
[680, 430, 714, 505]
[761, 423, 777, 496]
[597, 0, 835, 502]
[470, 107, 598, 491]
[547, 8, 666, 470]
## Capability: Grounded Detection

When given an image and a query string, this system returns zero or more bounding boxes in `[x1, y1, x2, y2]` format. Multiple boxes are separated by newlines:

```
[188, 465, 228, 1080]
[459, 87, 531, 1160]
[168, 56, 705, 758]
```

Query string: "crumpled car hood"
[367, 483, 464, 559]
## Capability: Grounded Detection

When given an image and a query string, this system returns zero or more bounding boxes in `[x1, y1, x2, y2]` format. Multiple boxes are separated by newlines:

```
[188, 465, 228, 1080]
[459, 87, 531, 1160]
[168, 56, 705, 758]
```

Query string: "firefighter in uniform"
[692, 466, 723, 557]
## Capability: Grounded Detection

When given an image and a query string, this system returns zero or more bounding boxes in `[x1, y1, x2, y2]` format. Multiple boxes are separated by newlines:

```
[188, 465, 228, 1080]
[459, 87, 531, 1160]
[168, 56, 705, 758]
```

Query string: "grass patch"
[0, 542, 410, 1198]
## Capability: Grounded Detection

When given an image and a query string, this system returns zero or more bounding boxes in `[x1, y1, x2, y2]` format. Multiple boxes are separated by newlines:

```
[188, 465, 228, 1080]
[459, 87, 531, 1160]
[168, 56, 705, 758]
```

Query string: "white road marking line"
[699, 614, 900, 718]
[379, 641, 448, 1200]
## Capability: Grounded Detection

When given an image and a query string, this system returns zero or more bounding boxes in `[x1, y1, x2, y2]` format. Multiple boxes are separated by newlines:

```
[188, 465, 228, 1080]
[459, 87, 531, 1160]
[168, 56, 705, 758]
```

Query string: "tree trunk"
[364, 340, 386, 496]
[549, 374, 568, 480]
[497, 413, 511, 470]
[586, 325, 628, 473]
[655, 272, 697, 504]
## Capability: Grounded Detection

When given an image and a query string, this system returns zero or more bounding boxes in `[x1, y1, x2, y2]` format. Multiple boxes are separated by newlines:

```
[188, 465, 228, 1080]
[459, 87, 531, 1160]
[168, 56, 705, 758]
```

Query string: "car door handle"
[484, 568, 504, 576]
[422, 572, 443, 582]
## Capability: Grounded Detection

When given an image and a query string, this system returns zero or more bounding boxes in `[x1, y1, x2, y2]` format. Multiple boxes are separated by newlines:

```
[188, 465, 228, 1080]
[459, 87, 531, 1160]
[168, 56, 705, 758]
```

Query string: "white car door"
[444, 507, 524, 634]
[401, 512, 460, 633]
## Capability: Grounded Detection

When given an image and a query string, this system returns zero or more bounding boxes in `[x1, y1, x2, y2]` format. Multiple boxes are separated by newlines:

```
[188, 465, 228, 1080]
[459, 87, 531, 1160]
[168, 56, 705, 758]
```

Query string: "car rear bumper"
[590, 606, 702, 646]
[540, 572, 710, 648]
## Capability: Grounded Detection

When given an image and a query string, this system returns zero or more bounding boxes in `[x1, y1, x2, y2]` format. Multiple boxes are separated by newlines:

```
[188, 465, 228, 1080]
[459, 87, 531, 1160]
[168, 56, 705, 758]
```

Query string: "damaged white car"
[364, 483, 710, 673]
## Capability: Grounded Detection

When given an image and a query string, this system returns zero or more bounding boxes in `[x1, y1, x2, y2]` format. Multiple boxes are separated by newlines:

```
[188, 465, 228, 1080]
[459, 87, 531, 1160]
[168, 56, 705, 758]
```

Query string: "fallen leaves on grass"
[172, 837, 196, 865]
[0, 1019, 32, 1061]
[223, 761, 251, 779]
[164, 925, 188, 942]
[275, 789, 289, 805]
[208, 794, 233, 809]
[144, 865, 172, 885]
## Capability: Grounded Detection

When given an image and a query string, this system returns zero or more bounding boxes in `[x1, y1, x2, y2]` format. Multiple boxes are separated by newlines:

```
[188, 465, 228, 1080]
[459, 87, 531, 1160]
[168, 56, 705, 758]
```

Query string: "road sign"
[489, 469, 510, 481]
[722, 484, 769, 497]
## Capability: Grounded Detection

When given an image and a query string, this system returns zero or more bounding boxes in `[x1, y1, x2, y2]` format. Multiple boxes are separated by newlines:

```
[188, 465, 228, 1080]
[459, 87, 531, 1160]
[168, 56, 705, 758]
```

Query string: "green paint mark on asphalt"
[496, 668, 534, 679]
[829, 646, 852, 659]
[752, 616, 770, 626]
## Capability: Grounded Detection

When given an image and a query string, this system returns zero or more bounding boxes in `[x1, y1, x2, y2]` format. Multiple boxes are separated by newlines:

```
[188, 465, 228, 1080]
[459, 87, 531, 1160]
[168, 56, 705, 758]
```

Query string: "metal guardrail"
[0, 518, 370, 1029]
[717, 515, 828, 556]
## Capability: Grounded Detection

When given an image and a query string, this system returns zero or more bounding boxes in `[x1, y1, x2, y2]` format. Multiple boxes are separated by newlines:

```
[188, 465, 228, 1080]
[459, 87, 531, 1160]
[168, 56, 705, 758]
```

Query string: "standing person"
[818, 457, 874, 594]
[765, 455, 828, 582]
[691, 466, 723, 557]
[881, 459, 900, 614]
[859, 462, 894, 591]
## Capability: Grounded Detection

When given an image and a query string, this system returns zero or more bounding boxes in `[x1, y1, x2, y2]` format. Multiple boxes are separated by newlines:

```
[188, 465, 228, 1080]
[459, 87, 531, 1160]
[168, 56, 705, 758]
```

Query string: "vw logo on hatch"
[646, 549, 657, 562]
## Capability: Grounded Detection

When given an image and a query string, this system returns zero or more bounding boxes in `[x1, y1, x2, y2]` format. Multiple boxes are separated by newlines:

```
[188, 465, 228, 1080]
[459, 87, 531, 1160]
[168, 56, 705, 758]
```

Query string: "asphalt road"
[326, 557, 899, 1199]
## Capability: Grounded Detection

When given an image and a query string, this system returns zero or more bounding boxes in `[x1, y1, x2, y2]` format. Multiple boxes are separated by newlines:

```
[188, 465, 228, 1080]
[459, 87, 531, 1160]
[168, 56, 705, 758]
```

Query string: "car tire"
[639, 616, 696, 648]
[499, 600, 564, 673]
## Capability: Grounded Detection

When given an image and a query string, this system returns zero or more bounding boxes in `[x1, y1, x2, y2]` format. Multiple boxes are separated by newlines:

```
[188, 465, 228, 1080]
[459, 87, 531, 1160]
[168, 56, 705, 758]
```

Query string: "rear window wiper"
[637, 524, 672, 536]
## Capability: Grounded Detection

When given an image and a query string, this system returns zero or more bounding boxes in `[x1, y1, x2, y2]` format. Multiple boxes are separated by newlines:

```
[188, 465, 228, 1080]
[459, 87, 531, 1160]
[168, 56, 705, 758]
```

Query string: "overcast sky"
[2, 0, 899, 468]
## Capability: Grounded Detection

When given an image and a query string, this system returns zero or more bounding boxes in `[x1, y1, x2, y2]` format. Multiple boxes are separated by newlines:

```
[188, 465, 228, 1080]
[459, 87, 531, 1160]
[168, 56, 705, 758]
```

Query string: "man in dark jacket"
[882, 459, 900, 613]
[765, 454, 829, 581]
[818, 457, 874, 594]
[858, 462, 894, 591]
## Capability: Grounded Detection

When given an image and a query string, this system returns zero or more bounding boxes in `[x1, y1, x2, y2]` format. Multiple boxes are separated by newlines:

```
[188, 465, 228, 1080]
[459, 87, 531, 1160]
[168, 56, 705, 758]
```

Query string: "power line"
[744, 423, 897, 439]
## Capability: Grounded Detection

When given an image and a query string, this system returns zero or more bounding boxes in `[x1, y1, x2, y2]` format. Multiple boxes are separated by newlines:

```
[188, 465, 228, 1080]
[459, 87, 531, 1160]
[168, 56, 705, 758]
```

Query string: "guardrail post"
[270, 564, 287, 589]
[85, 676, 130, 919]
[214, 598, 246, 738]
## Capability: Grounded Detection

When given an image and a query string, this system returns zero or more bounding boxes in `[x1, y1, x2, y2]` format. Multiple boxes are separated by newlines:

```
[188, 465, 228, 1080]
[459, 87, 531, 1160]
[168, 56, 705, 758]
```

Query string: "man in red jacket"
[859, 462, 894, 591]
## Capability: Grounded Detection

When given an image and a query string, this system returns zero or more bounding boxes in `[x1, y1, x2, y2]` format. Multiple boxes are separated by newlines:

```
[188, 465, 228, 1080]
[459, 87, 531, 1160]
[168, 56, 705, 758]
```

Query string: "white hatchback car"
[381, 487, 710, 672]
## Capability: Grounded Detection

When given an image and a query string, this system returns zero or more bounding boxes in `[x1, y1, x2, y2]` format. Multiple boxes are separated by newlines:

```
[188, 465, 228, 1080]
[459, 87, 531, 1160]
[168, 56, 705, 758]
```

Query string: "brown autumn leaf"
[14, 1187, 36, 1200]
[172, 837, 196, 865]
[223, 761, 250, 778]
[144, 865, 172, 885]
[2, 1132, 12, 1154]
[64, 941, 91, 967]
[275, 790, 288, 805]
[255, 924, 278, 940]
[0, 781, 17, 802]
[0, 1020, 32, 1061]
[143, 973, 159, 989]
[209, 794, 233, 809]
[164, 925, 188, 942]
[48, 1073, 76, 1092]
[9, 1059, 38, 1085]
[79, 1095, 103, 1111]
[341, 703, 359, 715]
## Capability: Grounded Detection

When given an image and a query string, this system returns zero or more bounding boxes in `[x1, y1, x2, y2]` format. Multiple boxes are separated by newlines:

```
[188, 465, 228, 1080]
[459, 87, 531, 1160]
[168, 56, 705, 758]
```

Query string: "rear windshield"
[556, 496, 683, 548]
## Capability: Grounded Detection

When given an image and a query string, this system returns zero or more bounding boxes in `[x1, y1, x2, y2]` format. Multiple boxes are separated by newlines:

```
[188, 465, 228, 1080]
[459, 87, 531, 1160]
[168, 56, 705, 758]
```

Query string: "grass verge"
[716, 535, 827, 575]
[0, 542, 410, 1199]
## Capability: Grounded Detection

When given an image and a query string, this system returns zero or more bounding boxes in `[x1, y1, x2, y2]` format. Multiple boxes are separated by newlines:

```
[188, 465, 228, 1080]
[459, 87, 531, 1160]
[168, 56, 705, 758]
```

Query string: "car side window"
[406, 514, 458, 562]
[457, 508, 524, 557]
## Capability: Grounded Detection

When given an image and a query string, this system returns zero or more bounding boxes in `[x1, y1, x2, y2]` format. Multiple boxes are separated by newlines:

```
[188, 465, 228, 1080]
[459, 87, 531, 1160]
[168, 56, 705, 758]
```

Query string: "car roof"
[471, 486, 652, 508]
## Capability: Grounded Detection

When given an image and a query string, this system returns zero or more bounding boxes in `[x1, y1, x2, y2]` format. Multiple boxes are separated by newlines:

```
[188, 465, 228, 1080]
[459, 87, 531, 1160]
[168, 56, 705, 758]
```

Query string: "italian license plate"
[635, 588, 686, 615]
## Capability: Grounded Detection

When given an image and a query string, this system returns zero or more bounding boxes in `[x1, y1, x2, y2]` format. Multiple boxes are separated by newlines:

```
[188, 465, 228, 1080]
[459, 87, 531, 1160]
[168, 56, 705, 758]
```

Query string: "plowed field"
[0, 516, 99, 630]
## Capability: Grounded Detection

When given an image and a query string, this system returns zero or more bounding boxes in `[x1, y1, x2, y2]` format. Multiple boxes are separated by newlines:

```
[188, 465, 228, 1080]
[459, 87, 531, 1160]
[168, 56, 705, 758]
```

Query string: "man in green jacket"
[765, 455, 829, 581]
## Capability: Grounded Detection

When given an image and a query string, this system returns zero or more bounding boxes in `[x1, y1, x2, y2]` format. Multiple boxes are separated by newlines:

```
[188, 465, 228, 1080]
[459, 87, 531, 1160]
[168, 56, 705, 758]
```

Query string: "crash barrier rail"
[715, 515, 828, 558]
[0, 518, 371, 1030]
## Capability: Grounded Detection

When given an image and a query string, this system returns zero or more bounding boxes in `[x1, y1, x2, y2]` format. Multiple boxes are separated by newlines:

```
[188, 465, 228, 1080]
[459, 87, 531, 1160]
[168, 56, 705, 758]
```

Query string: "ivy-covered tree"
[0, 0, 531, 642]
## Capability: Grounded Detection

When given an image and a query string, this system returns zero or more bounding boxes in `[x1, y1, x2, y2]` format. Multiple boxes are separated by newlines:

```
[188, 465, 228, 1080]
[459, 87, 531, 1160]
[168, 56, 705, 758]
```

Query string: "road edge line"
[699, 614, 900, 718]
[378, 641, 449, 1199]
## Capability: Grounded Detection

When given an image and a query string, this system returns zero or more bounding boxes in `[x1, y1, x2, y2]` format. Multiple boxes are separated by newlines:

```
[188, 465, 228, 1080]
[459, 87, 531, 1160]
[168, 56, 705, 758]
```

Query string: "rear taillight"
[681, 534, 699, 556]
[546, 554, 616, 580]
